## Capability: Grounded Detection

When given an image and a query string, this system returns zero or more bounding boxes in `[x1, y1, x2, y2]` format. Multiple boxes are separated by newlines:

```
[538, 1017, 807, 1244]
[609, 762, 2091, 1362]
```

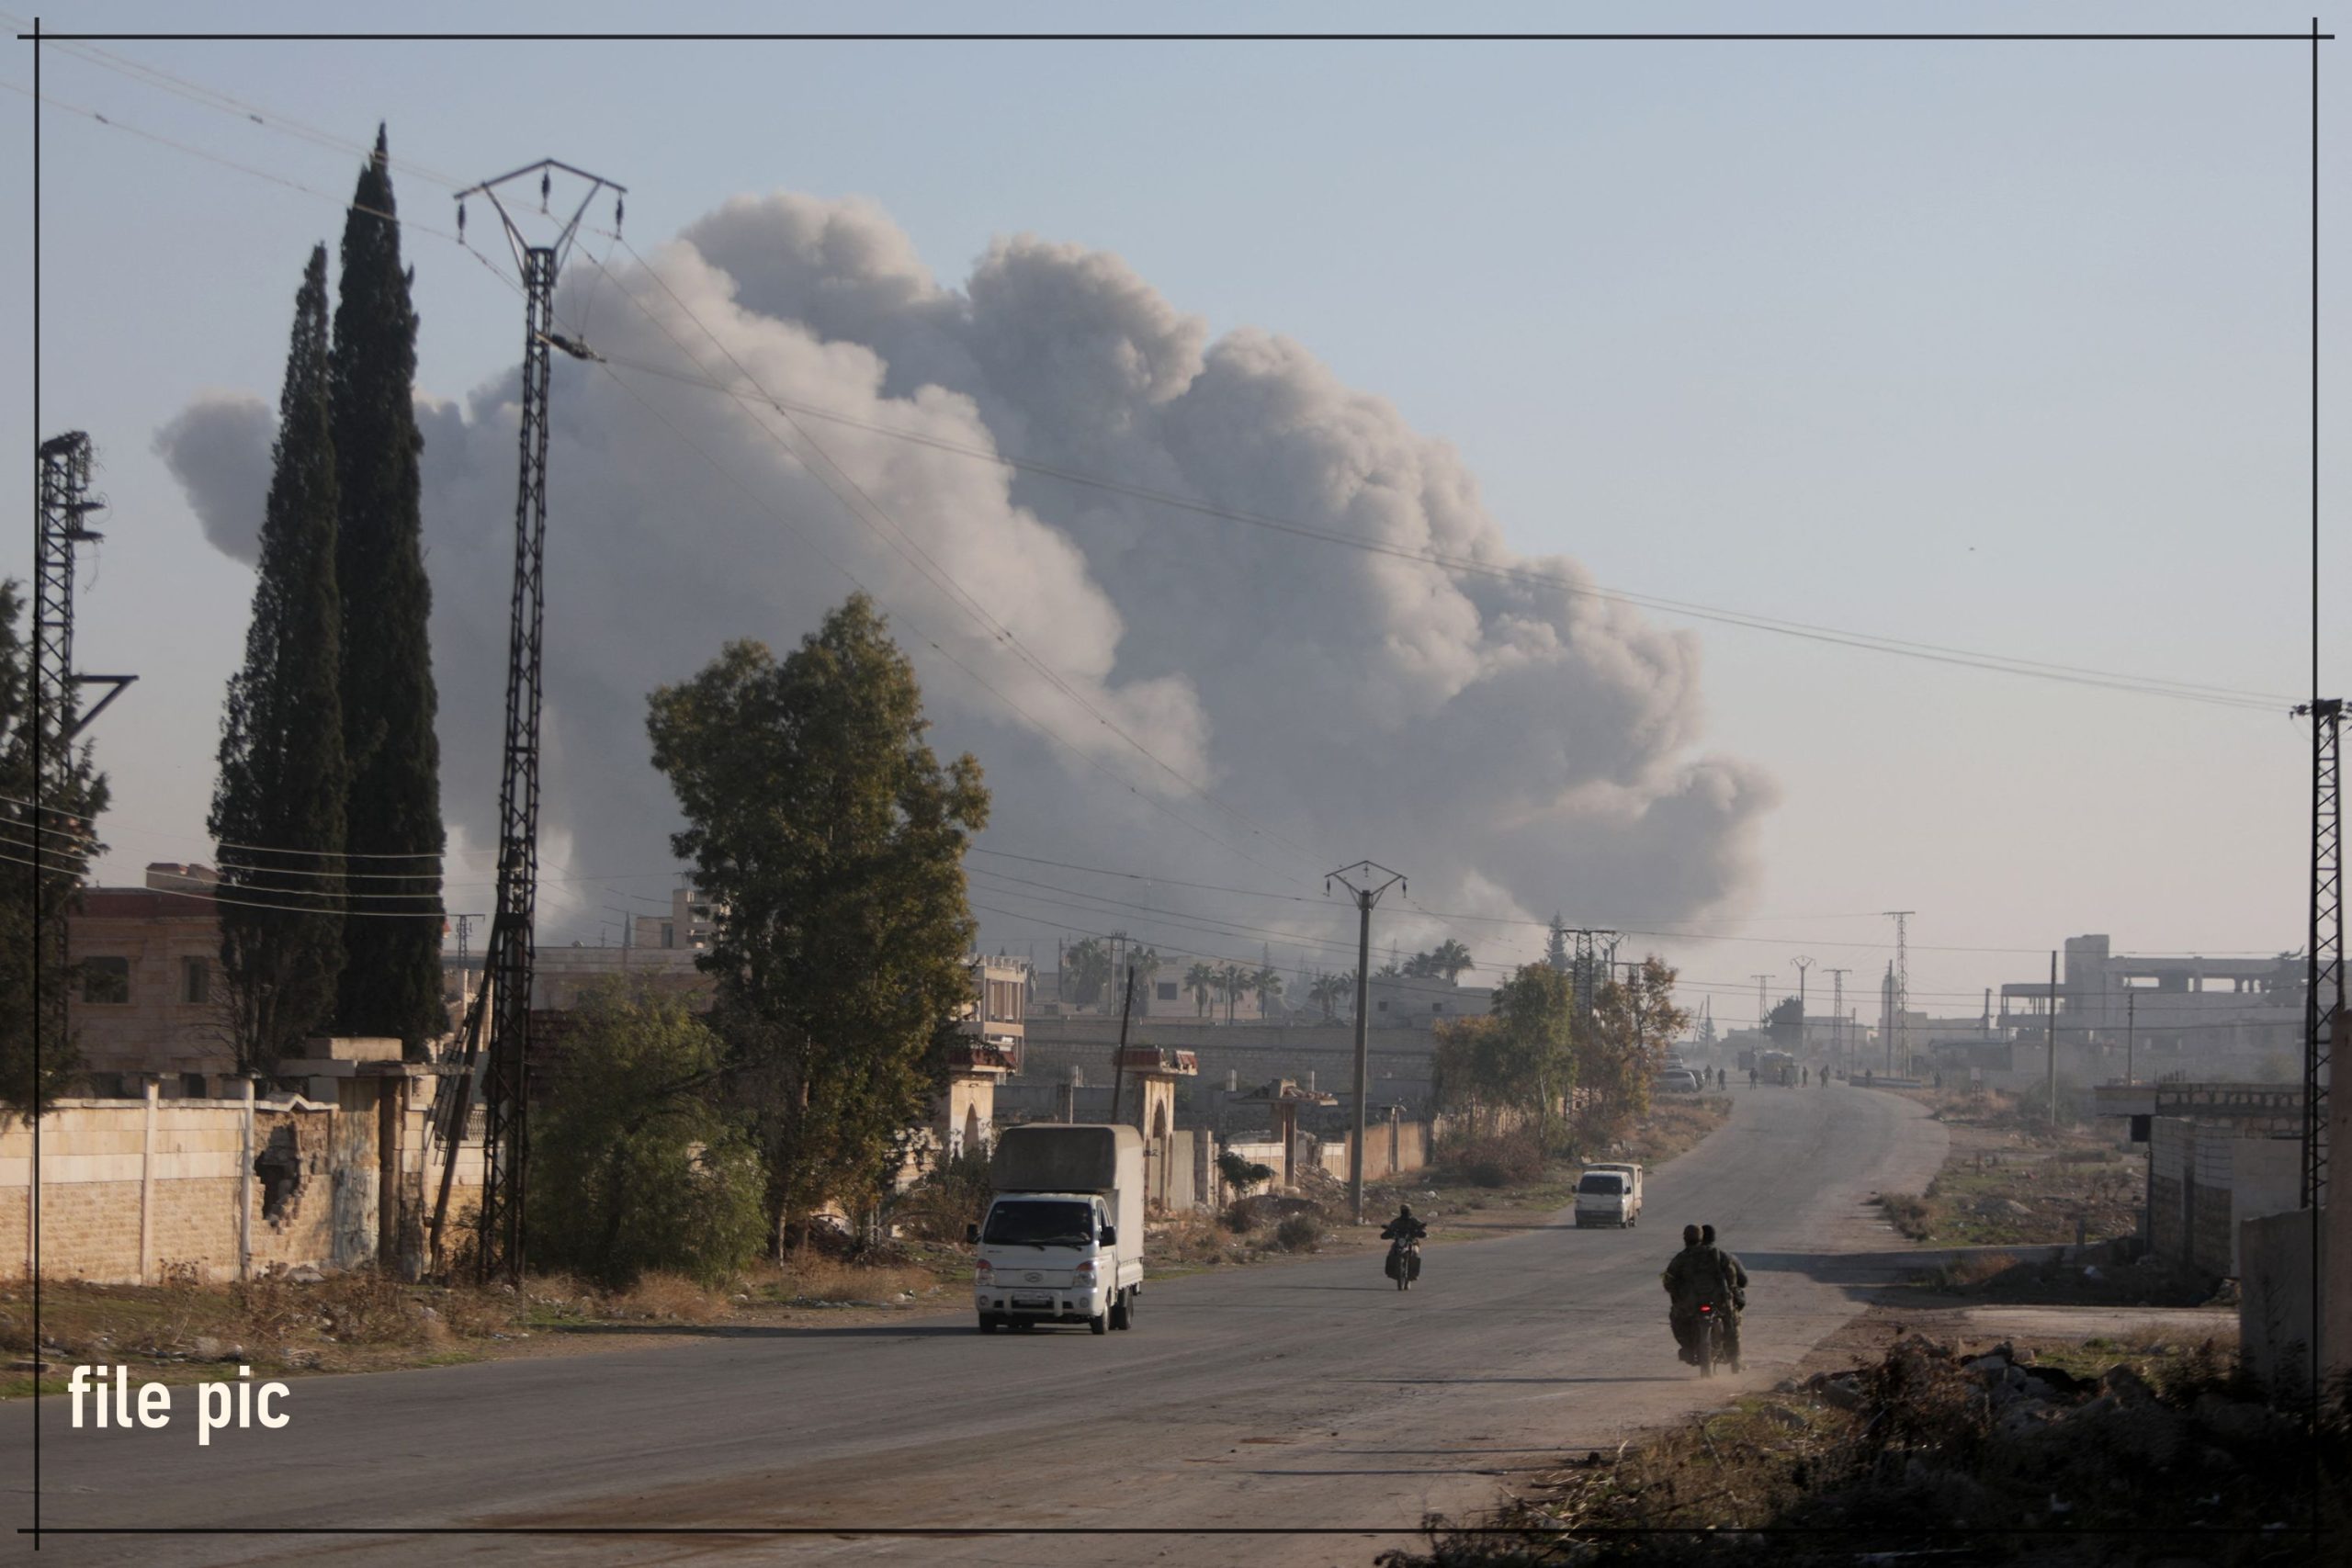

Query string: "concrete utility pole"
[1792, 955, 1815, 1049]
[1826, 968, 1851, 1071]
[2125, 988, 2136, 1087]
[1110, 965, 1136, 1128]
[2046, 949, 2060, 1126]
[1329, 861, 1406, 1226]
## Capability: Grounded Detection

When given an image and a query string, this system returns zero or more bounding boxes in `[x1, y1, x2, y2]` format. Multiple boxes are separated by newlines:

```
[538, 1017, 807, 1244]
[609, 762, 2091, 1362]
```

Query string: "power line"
[588, 346, 2293, 714]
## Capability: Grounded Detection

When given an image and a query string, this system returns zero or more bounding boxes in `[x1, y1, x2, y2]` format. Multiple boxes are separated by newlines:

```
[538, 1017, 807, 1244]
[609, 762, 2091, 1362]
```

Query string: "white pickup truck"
[969, 1123, 1145, 1335]
[1573, 1161, 1645, 1229]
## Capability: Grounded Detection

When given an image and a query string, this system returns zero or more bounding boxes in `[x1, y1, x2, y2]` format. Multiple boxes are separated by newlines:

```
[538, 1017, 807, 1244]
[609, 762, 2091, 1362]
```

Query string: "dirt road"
[8, 1084, 1945, 1566]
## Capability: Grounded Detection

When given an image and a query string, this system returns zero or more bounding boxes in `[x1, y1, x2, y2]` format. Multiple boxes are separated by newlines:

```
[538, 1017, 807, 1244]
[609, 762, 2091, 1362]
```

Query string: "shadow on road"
[552, 1322, 977, 1341]
[1349, 1375, 1682, 1386]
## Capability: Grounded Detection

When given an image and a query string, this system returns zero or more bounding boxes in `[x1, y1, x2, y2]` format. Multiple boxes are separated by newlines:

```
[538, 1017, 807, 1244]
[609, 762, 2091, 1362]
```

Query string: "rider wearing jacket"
[1381, 1204, 1428, 1280]
[1662, 1224, 1744, 1363]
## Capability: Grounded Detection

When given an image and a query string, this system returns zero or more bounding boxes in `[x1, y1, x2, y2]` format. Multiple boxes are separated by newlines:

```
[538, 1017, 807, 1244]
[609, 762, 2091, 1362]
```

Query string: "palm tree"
[1307, 972, 1344, 1019]
[1185, 961, 1216, 1018]
[1128, 946, 1161, 1011]
[1217, 963, 1248, 1024]
[1430, 939, 1474, 981]
[1251, 965, 1284, 1017]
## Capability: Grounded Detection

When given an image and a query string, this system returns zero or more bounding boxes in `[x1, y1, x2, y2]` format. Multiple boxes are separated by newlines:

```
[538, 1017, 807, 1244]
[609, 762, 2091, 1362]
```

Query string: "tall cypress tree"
[332, 126, 447, 1049]
[211, 244, 348, 1077]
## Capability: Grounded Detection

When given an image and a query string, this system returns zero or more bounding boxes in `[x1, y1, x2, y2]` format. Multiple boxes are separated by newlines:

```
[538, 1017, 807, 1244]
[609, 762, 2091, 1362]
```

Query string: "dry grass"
[752, 1255, 933, 1305]
[601, 1271, 729, 1323]
[1874, 1191, 1935, 1241]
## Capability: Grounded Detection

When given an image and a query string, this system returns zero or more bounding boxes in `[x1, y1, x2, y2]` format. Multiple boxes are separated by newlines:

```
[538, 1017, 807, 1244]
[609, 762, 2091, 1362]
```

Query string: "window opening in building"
[183, 955, 210, 1005]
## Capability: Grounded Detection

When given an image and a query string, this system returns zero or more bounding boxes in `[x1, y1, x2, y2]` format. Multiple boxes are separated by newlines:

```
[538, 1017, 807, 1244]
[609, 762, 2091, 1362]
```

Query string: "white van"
[1574, 1162, 1644, 1228]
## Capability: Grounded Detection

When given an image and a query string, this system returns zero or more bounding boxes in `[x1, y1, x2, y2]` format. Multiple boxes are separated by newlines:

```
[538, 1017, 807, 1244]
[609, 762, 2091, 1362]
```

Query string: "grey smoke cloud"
[159, 189, 1774, 971]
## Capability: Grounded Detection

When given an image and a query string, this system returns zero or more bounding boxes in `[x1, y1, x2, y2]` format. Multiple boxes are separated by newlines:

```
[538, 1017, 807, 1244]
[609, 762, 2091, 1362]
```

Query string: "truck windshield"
[1577, 1174, 1626, 1196]
[983, 1200, 1096, 1247]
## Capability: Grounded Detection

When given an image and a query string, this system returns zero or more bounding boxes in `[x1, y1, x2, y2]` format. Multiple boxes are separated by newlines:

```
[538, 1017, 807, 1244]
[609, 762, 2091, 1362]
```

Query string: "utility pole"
[1792, 955, 1815, 1051]
[2125, 988, 2136, 1087]
[1109, 964, 1136, 1129]
[1883, 911, 1914, 1077]
[1826, 968, 1850, 1072]
[429, 158, 626, 1285]
[1329, 861, 1406, 1226]
[1749, 975, 1772, 1029]
[2046, 950, 2060, 1126]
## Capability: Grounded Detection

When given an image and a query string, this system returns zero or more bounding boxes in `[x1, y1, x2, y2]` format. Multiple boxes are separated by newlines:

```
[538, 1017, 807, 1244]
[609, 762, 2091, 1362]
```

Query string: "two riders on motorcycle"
[1661, 1222, 1748, 1368]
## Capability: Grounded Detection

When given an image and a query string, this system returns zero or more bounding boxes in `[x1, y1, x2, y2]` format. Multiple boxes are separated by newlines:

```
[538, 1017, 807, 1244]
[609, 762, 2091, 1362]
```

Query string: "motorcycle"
[1385, 1236, 1423, 1291]
[1694, 1299, 1740, 1376]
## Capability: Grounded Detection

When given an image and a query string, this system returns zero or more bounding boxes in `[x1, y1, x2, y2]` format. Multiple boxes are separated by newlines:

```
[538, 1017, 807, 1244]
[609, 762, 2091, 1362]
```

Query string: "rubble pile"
[1387, 1334, 2345, 1567]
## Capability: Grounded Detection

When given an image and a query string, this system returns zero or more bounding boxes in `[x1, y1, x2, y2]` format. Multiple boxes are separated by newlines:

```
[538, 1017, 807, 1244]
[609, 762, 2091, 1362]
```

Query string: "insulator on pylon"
[540, 170, 551, 210]
[614, 195, 624, 236]
[457, 203, 467, 243]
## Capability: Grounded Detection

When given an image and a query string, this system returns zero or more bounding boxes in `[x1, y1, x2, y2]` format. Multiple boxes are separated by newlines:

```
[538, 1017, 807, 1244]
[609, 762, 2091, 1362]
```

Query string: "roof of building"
[76, 886, 220, 919]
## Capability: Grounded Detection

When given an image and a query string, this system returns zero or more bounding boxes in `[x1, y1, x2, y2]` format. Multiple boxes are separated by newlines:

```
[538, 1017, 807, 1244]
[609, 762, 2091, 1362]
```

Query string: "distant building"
[1367, 972, 1492, 1030]
[62, 863, 231, 1096]
[1998, 934, 2302, 1061]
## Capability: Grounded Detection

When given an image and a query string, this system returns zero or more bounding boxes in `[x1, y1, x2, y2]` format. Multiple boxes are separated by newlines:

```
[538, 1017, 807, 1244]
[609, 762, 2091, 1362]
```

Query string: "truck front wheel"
[1111, 1288, 1133, 1330]
[978, 1313, 1001, 1334]
[1089, 1303, 1109, 1335]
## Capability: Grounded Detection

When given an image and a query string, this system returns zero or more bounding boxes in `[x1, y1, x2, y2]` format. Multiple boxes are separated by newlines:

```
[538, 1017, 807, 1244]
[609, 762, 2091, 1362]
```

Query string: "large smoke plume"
[157, 190, 1774, 975]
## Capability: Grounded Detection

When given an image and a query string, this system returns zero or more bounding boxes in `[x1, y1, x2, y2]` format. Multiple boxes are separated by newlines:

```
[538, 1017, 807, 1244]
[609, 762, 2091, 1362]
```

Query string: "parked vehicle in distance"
[1654, 1068, 1702, 1094]
[968, 1123, 1144, 1335]
[1573, 1161, 1644, 1228]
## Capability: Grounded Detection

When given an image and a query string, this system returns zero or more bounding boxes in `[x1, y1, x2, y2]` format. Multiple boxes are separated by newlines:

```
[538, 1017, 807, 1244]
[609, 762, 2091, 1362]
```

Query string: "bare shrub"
[1273, 1214, 1320, 1252]
[1443, 1132, 1544, 1189]
[604, 1271, 728, 1323]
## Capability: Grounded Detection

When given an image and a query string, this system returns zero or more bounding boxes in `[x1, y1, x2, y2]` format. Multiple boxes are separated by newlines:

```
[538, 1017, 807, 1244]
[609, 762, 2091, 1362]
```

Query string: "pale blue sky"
[6, 1, 2343, 1022]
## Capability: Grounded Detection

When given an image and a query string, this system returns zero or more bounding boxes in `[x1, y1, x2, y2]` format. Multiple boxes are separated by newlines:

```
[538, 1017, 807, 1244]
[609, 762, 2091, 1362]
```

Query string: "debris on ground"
[1380, 1331, 2349, 1565]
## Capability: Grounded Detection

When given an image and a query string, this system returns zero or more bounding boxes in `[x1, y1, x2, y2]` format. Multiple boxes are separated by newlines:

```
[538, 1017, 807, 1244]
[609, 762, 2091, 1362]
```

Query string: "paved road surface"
[8, 1085, 1946, 1567]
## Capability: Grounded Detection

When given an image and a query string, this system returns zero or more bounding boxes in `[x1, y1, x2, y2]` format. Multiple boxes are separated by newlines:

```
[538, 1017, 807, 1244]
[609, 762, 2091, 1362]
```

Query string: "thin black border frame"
[14, 14, 2338, 1556]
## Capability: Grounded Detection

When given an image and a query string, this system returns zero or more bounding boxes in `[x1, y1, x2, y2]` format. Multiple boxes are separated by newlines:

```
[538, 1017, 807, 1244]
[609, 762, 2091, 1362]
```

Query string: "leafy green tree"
[210, 245, 348, 1078]
[1430, 964, 1577, 1143]
[1129, 946, 1161, 1008]
[646, 593, 989, 1249]
[1064, 938, 1111, 1007]
[527, 984, 765, 1287]
[0, 578, 111, 1120]
[1582, 956, 1691, 1132]
[1492, 963, 1577, 1145]
[331, 127, 446, 1051]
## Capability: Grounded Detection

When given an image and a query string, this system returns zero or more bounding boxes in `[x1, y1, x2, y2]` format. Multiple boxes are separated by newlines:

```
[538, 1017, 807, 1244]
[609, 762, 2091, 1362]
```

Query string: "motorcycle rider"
[1660, 1224, 1712, 1362]
[1700, 1224, 1749, 1363]
[1381, 1202, 1428, 1281]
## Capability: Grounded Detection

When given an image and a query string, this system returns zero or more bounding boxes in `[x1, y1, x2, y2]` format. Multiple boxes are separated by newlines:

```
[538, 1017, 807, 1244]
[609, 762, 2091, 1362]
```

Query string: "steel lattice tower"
[32, 434, 135, 757]
[1884, 910, 1914, 1076]
[429, 160, 623, 1284]
[2298, 699, 2343, 1212]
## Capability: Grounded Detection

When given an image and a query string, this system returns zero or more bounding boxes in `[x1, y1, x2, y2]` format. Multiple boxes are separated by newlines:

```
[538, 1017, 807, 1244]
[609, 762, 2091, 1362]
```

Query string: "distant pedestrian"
[1747, 1068, 1758, 1089]
[1802, 1066, 1810, 1086]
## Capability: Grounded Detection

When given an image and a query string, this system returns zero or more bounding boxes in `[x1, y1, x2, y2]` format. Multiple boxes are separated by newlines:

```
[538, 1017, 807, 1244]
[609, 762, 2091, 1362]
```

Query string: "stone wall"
[4, 1080, 478, 1284]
